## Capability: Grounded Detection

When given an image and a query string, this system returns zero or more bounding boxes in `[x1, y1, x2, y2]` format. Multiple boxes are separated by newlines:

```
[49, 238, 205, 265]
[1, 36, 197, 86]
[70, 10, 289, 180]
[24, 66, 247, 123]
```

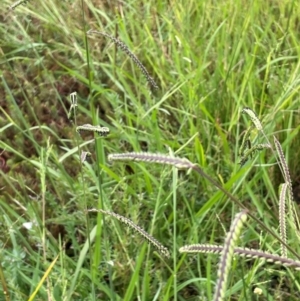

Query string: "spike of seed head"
[88, 209, 170, 258]
[108, 152, 195, 170]
[273, 136, 293, 200]
[179, 244, 300, 270]
[76, 124, 110, 136]
[213, 210, 248, 301]
[242, 107, 263, 131]
[87, 30, 158, 90]
[9, 0, 31, 10]
[279, 183, 288, 257]
[273, 136, 300, 235]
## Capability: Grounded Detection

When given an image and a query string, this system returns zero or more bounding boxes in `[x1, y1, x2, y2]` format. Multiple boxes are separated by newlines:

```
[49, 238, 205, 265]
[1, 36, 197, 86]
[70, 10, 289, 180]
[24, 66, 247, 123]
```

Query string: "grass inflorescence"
[179, 245, 300, 270]
[87, 30, 158, 91]
[213, 210, 248, 301]
[108, 152, 196, 169]
[76, 124, 110, 136]
[88, 208, 170, 258]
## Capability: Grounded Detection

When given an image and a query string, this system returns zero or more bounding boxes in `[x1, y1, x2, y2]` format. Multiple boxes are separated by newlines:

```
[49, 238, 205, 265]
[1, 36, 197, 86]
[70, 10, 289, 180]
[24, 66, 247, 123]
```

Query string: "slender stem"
[173, 167, 178, 301]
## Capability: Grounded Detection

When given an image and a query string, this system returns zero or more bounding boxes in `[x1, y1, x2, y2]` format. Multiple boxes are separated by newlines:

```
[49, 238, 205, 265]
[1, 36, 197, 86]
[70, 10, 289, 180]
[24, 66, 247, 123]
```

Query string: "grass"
[1, 0, 300, 300]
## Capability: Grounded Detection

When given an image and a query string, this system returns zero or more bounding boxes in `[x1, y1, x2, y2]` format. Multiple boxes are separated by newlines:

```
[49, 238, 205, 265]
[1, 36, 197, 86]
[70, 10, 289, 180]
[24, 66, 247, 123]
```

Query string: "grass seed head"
[76, 124, 110, 136]
[87, 30, 158, 91]
[242, 107, 263, 131]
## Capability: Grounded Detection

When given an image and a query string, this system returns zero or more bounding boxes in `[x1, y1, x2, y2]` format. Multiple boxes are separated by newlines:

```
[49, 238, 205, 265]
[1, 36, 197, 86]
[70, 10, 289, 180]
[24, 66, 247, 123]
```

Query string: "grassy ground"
[1, 0, 300, 300]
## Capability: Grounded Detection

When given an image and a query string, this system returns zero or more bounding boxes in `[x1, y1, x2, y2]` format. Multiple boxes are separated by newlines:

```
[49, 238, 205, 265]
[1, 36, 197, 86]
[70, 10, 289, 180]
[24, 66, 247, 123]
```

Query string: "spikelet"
[279, 183, 288, 257]
[88, 209, 170, 258]
[108, 152, 195, 170]
[242, 107, 263, 131]
[179, 244, 300, 270]
[239, 143, 271, 166]
[87, 30, 158, 90]
[213, 210, 248, 301]
[76, 124, 110, 136]
[68, 92, 78, 121]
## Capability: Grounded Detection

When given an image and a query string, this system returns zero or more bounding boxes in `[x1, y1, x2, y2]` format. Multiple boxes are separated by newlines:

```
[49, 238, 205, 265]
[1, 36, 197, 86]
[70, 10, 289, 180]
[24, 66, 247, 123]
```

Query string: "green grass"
[1, 0, 300, 300]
